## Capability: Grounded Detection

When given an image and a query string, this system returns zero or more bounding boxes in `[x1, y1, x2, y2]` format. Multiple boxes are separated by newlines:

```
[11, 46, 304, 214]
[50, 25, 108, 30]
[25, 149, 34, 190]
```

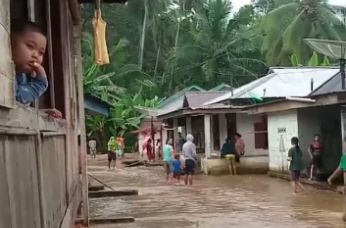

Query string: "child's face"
[12, 30, 47, 74]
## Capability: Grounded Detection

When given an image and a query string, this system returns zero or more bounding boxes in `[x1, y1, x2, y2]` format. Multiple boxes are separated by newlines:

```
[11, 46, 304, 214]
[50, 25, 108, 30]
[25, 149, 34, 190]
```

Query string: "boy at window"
[11, 20, 48, 104]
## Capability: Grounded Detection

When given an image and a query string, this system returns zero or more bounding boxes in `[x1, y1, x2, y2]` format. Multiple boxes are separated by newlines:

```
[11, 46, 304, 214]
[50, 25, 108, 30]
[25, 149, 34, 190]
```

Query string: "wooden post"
[186, 116, 192, 135]
[341, 106, 346, 221]
[159, 124, 163, 159]
[74, 25, 89, 225]
[204, 115, 212, 158]
[343, 171, 346, 221]
[173, 118, 179, 150]
[151, 116, 155, 159]
[219, 113, 227, 148]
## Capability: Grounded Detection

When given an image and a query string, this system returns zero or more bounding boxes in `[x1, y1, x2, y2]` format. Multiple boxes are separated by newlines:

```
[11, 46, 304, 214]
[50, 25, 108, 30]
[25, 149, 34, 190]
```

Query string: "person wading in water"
[288, 137, 305, 193]
[182, 134, 197, 185]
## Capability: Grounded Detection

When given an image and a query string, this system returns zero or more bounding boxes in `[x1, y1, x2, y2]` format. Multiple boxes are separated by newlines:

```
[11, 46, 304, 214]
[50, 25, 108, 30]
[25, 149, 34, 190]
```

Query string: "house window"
[213, 115, 220, 150]
[226, 113, 236, 138]
[254, 115, 268, 149]
[0, 0, 30, 108]
[8, 0, 72, 118]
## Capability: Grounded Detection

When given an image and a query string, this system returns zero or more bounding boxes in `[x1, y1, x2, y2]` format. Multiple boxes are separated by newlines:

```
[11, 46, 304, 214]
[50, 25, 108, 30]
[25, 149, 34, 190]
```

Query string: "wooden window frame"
[8, 0, 69, 119]
[254, 115, 268, 149]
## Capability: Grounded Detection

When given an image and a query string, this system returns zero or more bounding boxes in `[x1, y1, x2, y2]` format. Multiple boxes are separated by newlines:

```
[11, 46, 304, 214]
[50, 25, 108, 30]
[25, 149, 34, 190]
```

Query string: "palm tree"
[166, 0, 265, 91]
[259, 0, 346, 66]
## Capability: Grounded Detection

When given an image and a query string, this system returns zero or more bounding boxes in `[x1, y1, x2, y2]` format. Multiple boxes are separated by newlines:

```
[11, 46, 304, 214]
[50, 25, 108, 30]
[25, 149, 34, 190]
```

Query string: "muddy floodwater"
[88, 156, 345, 228]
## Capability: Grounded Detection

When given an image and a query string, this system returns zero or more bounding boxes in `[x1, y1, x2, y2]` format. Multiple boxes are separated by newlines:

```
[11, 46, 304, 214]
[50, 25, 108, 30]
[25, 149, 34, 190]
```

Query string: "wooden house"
[0, 0, 125, 227]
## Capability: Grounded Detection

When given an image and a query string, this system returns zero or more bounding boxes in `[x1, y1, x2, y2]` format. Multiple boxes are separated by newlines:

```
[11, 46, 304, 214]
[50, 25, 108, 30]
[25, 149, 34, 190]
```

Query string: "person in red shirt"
[146, 138, 154, 162]
[309, 134, 323, 180]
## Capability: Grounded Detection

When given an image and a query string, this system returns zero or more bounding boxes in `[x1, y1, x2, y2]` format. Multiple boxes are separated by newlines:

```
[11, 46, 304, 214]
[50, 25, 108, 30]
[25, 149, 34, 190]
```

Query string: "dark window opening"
[213, 115, 220, 150]
[226, 113, 236, 138]
[254, 115, 268, 149]
[49, 0, 66, 118]
[10, 0, 67, 118]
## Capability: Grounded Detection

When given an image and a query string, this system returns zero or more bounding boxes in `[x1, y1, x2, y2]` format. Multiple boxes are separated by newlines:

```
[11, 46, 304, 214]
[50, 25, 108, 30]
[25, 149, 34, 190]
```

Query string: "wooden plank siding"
[2, 134, 42, 228]
[0, 135, 12, 228]
[0, 0, 88, 227]
[0, 0, 14, 108]
[41, 135, 67, 228]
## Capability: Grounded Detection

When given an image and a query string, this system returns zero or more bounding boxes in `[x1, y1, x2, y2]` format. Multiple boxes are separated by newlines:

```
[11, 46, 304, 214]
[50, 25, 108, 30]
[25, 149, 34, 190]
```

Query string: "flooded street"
[89, 156, 345, 228]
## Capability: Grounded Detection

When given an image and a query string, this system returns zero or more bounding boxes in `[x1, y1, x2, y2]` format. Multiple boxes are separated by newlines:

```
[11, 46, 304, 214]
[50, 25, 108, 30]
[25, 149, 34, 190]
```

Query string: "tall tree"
[259, 0, 346, 66]
[139, 0, 149, 69]
[165, 0, 266, 91]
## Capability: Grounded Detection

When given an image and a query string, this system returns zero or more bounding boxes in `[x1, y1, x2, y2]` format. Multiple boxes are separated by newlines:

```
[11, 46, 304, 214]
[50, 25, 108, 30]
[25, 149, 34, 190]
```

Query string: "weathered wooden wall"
[0, 0, 87, 227]
[0, 0, 14, 108]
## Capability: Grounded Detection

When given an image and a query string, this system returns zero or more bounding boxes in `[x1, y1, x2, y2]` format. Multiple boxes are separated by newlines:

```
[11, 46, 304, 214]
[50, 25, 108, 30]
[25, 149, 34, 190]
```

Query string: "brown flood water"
[89, 158, 345, 228]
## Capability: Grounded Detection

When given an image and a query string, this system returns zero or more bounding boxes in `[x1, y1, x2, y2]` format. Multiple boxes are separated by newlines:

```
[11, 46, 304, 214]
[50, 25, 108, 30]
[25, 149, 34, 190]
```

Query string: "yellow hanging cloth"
[92, 9, 110, 65]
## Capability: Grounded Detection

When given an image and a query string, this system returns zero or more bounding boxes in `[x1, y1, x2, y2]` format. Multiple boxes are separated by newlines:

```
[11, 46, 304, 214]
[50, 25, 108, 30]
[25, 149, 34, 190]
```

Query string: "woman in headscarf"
[182, 134, 197, 185]
[221, 137, 236, 158]
[107, 136, 117, 169]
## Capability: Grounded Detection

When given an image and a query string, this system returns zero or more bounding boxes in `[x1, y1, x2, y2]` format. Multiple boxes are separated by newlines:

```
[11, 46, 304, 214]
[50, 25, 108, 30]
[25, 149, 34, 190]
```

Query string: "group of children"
[163, 138, 183, 184]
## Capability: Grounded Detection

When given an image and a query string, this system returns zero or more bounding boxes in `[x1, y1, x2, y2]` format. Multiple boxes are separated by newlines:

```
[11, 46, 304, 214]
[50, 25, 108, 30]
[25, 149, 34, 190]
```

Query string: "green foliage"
[258, 0, 346, 66]
[81, 0, 344, 150]
[308, 52, 319, 67]
[290, 52, 331, 67]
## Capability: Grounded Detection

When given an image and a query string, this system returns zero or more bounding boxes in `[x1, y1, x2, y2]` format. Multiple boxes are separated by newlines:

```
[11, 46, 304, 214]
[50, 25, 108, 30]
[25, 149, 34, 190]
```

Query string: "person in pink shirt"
[235, 133, 245, 162]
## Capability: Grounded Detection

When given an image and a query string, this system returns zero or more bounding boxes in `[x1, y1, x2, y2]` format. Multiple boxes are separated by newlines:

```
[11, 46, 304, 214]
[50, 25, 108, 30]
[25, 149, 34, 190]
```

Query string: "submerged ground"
[88, 154, 345, 228]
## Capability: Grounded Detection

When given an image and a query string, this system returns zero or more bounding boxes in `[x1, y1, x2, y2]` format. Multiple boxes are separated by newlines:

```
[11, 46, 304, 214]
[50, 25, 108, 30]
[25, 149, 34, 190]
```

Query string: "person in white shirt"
[88, 139, 97, 159]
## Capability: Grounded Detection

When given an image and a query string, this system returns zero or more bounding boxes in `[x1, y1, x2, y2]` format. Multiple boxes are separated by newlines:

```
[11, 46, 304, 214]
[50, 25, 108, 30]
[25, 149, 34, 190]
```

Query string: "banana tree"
[290, 51, 331, 66]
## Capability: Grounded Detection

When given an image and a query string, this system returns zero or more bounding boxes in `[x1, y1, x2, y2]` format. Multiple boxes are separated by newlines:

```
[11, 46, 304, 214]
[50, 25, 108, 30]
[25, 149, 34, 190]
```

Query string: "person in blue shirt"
[171, 154, 181, 184]
[163, 138, 174, 181]
[11, 20, 48, 104]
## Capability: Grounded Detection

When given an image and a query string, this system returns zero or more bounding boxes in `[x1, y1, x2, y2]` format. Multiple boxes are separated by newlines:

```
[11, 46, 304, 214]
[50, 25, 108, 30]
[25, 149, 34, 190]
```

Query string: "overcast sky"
[232, 0, 346, 12]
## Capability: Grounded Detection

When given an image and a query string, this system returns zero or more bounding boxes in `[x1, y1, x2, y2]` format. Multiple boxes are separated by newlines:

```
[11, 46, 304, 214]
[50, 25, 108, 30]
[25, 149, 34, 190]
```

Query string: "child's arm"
[16, 77, 48, 104]
[287, 148, 293, 161]
[16, 63, 48, 104]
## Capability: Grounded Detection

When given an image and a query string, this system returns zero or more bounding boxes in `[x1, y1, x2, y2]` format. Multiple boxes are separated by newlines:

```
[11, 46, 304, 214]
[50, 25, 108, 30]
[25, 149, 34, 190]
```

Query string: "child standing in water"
[288, 137, 305, 193]
[171, 154, 182, 184]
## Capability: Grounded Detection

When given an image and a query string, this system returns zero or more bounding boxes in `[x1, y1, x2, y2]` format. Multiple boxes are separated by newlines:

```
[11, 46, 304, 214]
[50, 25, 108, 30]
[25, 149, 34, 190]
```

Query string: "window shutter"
[254, 116, 268, 149]
[0, 7, 14, 108]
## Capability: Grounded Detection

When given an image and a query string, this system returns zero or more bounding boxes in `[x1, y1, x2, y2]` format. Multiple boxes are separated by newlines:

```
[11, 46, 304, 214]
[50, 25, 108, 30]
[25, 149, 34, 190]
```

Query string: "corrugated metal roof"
[185, 91, 227, 109]
[205, 68, 340, 105]
[209, 83, 233, 91]
[156, 91, 229, 117]
[310, 72, 345, 96]
[155, 85, 205, 116]
[84, 94, 112, 116]
[156, 85, 205, 109]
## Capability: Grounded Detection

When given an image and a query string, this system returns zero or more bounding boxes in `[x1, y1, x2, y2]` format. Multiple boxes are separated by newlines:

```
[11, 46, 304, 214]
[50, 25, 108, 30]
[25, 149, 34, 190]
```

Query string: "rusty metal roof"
[184, 91, 228, 110]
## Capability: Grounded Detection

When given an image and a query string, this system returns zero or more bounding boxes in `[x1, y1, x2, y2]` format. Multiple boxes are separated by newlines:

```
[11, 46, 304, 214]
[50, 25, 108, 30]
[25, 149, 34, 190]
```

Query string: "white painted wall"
[236, 113, 268, 156]
[268, 110, 298, 172]
[204, 114, 212, 158]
